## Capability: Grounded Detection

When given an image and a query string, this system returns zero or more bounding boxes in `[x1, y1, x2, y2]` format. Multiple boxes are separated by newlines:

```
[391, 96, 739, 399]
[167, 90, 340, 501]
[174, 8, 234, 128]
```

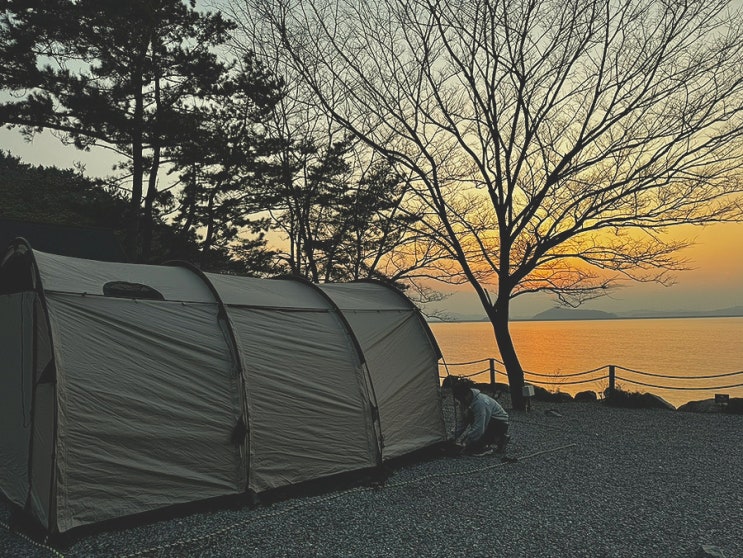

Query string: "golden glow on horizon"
[431, 220, 743, 309]
[671, 222, 743, 285]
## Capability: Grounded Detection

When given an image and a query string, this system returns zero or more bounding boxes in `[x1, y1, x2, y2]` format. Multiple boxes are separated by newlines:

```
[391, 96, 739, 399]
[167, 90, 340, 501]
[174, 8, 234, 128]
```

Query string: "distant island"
[530, 305, 743, 321]
[531, 308, 618, 321]
[429, 305, 743, 322]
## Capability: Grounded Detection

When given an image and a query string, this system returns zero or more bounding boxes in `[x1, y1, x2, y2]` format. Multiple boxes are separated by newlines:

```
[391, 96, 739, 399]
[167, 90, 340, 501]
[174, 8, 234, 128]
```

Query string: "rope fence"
[439, 358, 743, 394]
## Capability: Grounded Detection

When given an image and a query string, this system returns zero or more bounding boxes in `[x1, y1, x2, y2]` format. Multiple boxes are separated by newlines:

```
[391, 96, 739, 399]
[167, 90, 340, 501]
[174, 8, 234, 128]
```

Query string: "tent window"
[103, 281, 164, 301]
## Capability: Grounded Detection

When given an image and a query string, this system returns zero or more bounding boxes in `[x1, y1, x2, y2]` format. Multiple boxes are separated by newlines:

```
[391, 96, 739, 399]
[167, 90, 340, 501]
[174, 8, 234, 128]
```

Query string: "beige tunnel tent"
[0, 240, 447, 533]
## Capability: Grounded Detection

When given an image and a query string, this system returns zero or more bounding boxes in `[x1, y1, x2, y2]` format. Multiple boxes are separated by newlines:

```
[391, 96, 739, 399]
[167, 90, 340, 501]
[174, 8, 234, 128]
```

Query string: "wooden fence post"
[489, 358, 496, 388]
[608, 365, 616, 396]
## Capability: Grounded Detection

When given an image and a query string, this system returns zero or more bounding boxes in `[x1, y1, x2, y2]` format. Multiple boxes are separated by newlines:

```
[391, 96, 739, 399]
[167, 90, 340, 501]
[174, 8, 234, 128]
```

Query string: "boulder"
[533, 385, 574, 402]
[725, 398, 743, 415]
[554, 391, 574, 403]
[639, 393, 676, 411]
[678, 399, 720, 413]
[679, 397, 743, 415]
[604, 388, 674, 410]
[574, 390, 598, 402]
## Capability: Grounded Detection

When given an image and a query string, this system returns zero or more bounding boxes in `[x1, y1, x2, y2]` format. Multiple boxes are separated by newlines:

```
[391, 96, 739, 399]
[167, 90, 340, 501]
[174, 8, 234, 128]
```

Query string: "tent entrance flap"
[0, 292, 34, 508]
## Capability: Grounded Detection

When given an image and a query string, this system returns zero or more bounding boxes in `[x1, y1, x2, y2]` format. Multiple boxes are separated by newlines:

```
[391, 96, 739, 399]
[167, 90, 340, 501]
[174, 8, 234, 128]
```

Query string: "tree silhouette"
[228, 0, 455, 298]
[0, 152, 128, 229]
[0, 0, 234, 261]
[168, 52, 286, 273]
[266, 137, 425, 283]
[236, 0, 743, 408]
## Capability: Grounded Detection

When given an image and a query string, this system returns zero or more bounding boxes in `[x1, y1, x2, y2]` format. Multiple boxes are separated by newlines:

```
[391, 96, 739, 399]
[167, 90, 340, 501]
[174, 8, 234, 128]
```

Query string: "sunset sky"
[437, 221, 743, 319]
[2, 126, 742, 318]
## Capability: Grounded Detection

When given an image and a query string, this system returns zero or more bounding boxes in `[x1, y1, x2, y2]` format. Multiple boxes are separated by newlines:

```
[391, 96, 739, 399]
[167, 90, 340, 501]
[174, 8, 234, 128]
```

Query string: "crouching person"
[453, 382, 510, 456]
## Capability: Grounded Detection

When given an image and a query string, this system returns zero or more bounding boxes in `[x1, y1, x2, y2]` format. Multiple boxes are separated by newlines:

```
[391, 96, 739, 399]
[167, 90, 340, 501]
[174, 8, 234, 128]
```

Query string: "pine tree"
[0, 0, 235, 261]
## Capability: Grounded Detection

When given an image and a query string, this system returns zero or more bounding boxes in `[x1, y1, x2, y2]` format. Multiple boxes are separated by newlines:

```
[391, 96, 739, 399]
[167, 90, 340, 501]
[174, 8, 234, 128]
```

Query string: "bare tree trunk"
[127, 83, 145, 262]
[125, 29, 152, 263]
[141, 62, 162, 263]
[487, 294, 526, 411]
[141, 143, 160, 263]
[178, 165, 198, 245]
[200, 186, 219, 269]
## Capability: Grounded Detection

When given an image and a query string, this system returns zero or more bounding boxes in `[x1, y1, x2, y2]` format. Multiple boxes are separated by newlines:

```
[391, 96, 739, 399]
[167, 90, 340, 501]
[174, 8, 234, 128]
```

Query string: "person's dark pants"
[468, 418, 509, 453]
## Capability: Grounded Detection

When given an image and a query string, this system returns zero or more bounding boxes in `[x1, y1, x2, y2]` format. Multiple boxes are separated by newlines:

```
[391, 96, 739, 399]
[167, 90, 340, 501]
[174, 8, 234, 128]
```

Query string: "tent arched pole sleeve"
[273, 275, 384, 465]
[4, 238, 60, 531]
[164, 260, 250, 491]
[353, 279, 443, 360]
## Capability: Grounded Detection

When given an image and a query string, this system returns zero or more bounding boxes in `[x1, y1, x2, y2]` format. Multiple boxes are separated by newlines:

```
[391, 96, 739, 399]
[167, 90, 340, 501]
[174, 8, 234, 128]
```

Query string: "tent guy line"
[120, 444, 578, 558]
[0, 519, 65, 558]
[0, 443, 577, 558]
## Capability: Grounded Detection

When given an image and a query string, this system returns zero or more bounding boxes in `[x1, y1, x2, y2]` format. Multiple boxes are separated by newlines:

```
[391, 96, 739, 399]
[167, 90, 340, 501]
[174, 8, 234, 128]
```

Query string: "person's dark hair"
[452, 380, 473, 402]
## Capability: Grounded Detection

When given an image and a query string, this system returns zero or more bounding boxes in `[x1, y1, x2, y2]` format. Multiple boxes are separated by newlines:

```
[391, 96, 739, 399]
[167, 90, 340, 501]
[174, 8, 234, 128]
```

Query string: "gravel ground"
[2, 394, 742, 558]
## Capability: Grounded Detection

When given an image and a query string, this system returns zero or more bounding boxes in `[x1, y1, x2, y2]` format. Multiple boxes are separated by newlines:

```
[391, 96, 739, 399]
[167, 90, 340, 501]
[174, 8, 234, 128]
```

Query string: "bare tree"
[227, 0, 454, 301]
[233, 0, 743, 409]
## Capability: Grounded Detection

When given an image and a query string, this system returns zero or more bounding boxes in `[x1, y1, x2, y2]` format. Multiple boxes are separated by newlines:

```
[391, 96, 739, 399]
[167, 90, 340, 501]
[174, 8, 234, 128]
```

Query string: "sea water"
[429, 317, 743, 407]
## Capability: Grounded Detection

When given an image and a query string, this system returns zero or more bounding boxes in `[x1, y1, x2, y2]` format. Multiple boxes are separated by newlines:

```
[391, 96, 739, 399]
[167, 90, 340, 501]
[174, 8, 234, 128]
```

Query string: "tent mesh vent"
[103, 281, 164, 300]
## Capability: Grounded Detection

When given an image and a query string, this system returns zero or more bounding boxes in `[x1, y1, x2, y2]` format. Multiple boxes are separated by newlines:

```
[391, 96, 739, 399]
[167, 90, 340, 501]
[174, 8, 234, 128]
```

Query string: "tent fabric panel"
[342, 310, 447, 459]
[208, 274, 332, 310]
[28, 383, 55, 530]
[227, 308, 378, 493]
[0, 293, 34, 507]
[319, 282, 411, 311]
[33, 250, 215, 302]
[29, 296, 55, 529]
[47, 295, 242, 532]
